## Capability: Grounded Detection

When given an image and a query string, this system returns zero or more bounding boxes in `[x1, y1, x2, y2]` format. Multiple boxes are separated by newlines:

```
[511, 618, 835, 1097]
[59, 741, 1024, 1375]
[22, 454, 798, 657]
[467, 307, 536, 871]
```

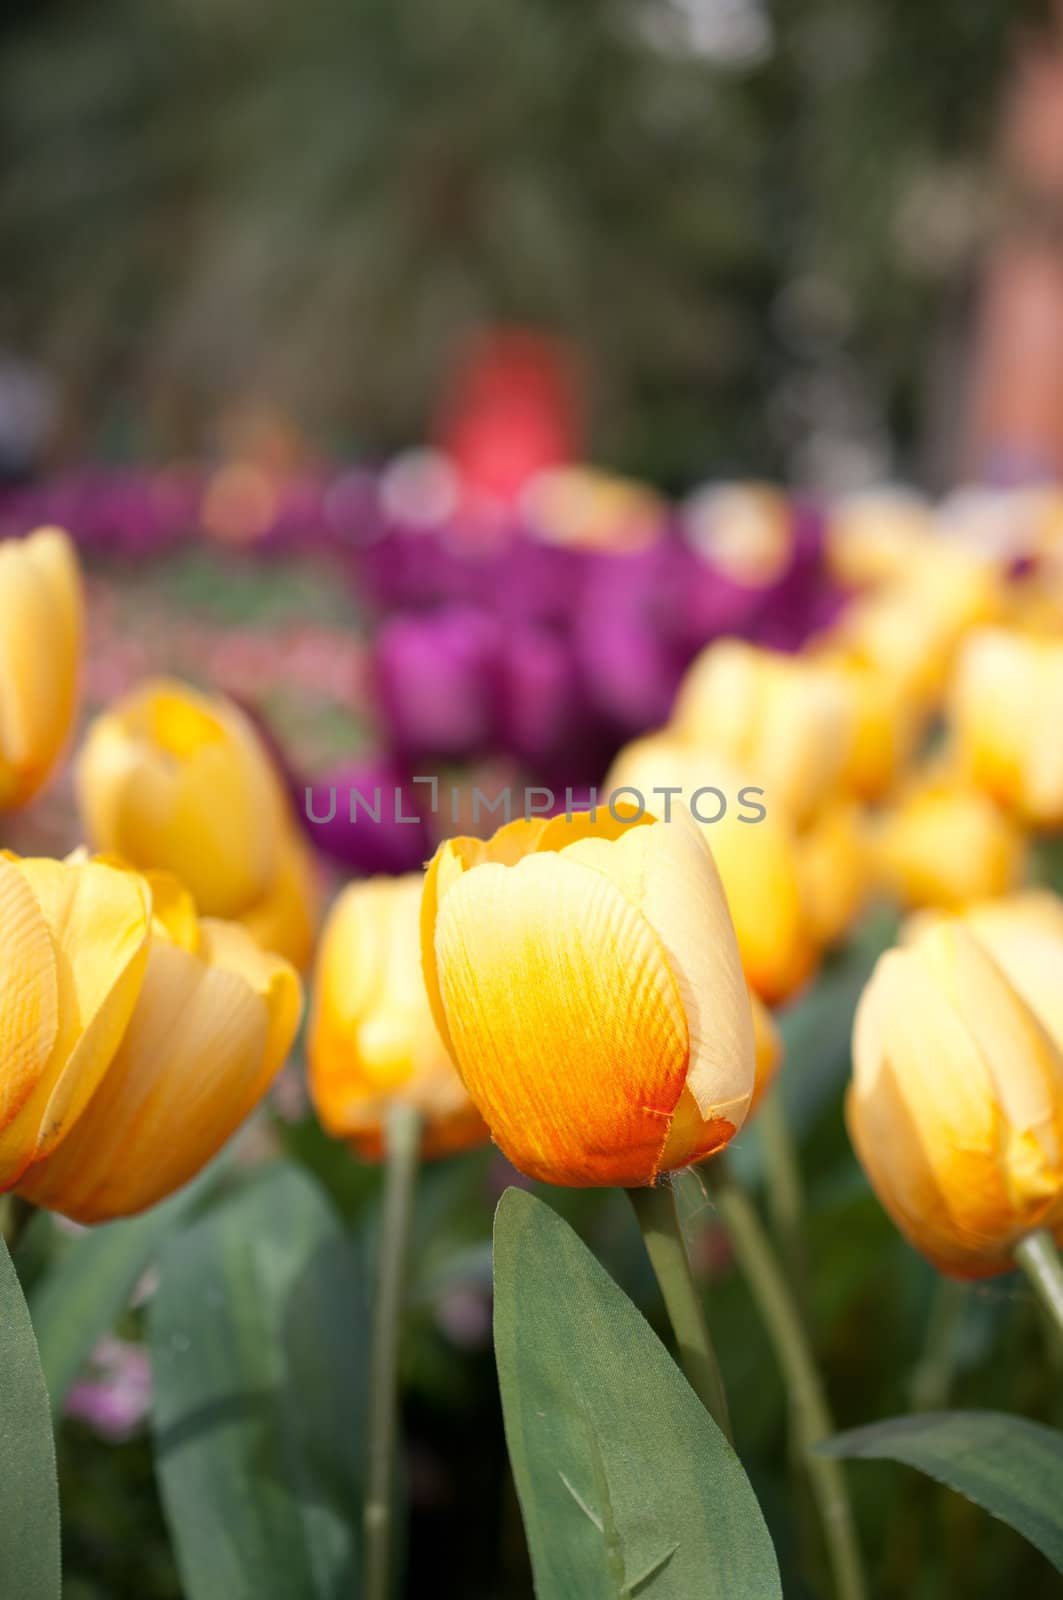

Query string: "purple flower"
[65, 1337, 152, 1443]
[373, 608, 501, 761]
[301, 755, 433, 875]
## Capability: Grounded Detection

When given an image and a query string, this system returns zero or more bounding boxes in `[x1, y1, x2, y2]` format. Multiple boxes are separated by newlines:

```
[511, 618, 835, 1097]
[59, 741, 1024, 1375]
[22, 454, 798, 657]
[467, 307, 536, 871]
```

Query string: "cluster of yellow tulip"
[0, 529, 306, 1226]
[3, 491, 1063, 1284]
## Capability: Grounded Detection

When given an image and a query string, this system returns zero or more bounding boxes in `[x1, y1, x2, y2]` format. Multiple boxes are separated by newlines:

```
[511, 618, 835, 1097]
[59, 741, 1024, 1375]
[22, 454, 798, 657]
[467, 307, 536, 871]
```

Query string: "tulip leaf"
[493, 1187, 782, 1600]
[149, 1163, 366, 1600]
[818, 1410, 1063, 1573]
[30, 1176, 209, 1414]
[0, 1238, 61, 1599]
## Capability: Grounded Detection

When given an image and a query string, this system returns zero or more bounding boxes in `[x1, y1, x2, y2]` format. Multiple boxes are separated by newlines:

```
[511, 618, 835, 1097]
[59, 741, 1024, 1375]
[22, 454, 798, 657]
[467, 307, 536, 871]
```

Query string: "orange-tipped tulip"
[0, 527, 82, 810]
[0, 852, 301, 1223]
[606, 734, 817, 1004]
[76, 678, 318, 966]
[670, 640, 853, 826]
[308, 874, 488, 1161]
[951, 627, 1063, 827]
[849, 919, 1063, 1278]
[421, 807, 756, 1187]
[873, 772, 1026, 911]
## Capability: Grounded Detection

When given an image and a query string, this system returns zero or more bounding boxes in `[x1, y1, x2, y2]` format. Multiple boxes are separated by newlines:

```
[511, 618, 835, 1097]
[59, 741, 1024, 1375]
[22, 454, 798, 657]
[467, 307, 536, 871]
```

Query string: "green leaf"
[493, 1187, 782, 1600]
[0, 1238, 61, 1599]
[818, 1410, 1063, 1573]
[149, 1163, 366, 1600]
[30, 1177, 206, 1414]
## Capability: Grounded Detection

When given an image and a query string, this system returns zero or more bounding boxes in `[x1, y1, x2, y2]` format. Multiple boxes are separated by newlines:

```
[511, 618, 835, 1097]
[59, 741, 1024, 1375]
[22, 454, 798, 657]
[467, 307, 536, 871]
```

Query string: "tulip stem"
[709, 1158, 867, 1600]
[626, 1181, 733, 1444]
[1015, 1230, 1063, 1349]
[365, 1103, 421, 1600]
[757, 1088, 810, 1321]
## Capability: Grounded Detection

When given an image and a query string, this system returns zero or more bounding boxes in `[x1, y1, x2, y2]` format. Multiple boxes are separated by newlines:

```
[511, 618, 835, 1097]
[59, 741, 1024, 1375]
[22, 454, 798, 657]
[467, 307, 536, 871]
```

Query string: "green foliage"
[819, 1410, 1063, 1576]
[30, 1178, 207, 1413]
[493, 1186, 782, 1599]
[0, 0, 1042, 478]
[0, 1237, 61, 1600]
[149, 1163, 367, 1600]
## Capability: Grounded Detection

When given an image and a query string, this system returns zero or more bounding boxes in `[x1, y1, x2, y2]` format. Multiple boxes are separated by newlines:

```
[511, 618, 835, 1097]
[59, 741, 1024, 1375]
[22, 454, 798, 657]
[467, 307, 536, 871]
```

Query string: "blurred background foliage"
[0, 0, 1046, 487]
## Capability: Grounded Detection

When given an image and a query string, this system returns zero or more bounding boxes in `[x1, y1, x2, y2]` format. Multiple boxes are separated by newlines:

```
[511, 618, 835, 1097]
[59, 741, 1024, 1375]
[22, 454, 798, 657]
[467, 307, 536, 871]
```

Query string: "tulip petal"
[0, 858, 58, 1134]
[0, 858, 151, 1183]
[19, 922, 300, 1223]
[851, 945, 1021, 1271]
[559, 811, 754, 1126]
[433, 851, 689, 1186]
[0, 529, 81, 805]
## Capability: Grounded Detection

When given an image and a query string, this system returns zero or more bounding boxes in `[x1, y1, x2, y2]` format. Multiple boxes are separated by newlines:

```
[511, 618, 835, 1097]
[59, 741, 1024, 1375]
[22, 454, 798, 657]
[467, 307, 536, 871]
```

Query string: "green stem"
[365, 1104, 421, 1600]
[757, 1087, 810, 1321]
[909, 1277, 968, 1412]
[709, 1159, 867, 1600]
[1015, 1230, 1063, 1348]
[0, 1194, 33, 1254]
[626, 1181, 733, 1444]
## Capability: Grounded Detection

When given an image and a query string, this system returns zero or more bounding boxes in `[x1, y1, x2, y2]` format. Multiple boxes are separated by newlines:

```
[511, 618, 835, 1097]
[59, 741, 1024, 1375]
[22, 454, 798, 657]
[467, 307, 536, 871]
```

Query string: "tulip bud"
[606, 734, 818, 1004]
[421, 807, 756, 1187]
[0, 852, 301, 1222]
[0, 527, 82, 810]
[670, 640, 853, 827]
[951, 627, 1063, 826]
[797, 802, 870, 948]
[848, 919, 1063, 1278]
[873, 772, 1027, 911]
[308, 874, 488, 1160]
[76, 679, 318, 966]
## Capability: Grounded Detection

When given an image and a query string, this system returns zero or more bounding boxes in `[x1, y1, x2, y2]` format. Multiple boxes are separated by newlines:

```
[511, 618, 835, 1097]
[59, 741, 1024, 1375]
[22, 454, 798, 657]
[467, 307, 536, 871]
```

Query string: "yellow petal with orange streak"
[433, 850, 689, 1186]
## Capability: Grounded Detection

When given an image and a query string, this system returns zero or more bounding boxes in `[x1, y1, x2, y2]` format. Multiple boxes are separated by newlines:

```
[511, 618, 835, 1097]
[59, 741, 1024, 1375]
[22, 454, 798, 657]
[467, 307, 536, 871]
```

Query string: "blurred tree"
[0, 0, 1049, 485]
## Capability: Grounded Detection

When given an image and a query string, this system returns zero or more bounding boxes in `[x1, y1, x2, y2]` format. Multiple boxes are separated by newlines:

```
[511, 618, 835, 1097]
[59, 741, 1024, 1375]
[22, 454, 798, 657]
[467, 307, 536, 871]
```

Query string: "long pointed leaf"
[493, 1187, 782, 1600]
[0, 1238, 61, 1599]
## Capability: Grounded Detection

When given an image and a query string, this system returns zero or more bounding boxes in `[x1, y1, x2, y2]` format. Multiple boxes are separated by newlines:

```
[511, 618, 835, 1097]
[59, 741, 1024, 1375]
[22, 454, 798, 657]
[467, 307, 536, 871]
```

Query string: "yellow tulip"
[824, 489, 936, 588]
[827, 548, 999, 711]
[950, 627, 1063, 826]
[911, 892, 1063, 1058]
[421, 807, 756, 1187]
[797, 802, 870, 948]
[308, 874, 488, 1161]
[670, 640, 853, 826]
[848, 918, 1063, 1278]
[606, 734, 817, 1004]
[0, 852, 301, 1223]
[76, 678, 318, 965]
[0, 527, 82, 810]
[873, 772, 1025, 912]
[812, 650, 922, 802]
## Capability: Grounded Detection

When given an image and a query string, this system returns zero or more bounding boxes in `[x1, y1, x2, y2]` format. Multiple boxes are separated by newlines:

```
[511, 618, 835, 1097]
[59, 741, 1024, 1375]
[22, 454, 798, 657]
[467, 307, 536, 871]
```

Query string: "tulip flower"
[813, 650, 922, 802]
[749, 992, 783, 1115]
[849, 917, 1063, 1278]
[828, 547, 999, 711]
[797, 802, 870, 948]
[825, 488, 935, 588]
[873, 771, 1027, 911]
[606, 734, 818, 1003]
[0, 851, 301, 1223]
[913, 891, 1063, 1058]
[421, 806, 756, 1187]
[308, 874, 488, 1160]
[950, 627, 1063, 826]
[76, 679, 318, 967]
[670, 640, 853, 827]
[0, 526, 82, 810]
